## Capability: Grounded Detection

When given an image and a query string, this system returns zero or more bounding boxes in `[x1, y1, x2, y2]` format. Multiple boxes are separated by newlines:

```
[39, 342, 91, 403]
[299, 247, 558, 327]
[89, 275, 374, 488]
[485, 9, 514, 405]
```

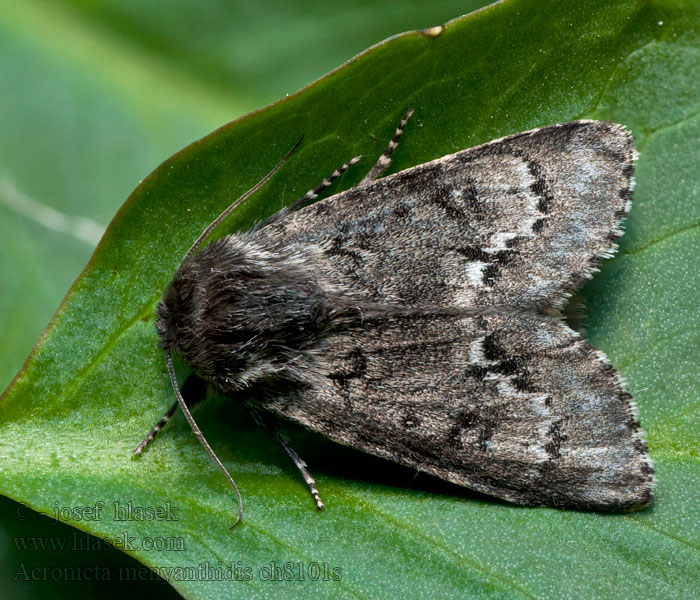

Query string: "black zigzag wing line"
[261, 313, 654, 511]
[257, 120, 636, 310]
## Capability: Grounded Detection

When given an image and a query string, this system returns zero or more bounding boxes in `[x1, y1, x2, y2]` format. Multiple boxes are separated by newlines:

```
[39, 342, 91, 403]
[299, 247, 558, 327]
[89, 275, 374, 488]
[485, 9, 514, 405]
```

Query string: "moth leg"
[261, 414, 325, 510]
[277, 431, 325, 510]
[358, 108, 414, 186]
[258, 155, 361, 228]
[133, 373, 205, 456]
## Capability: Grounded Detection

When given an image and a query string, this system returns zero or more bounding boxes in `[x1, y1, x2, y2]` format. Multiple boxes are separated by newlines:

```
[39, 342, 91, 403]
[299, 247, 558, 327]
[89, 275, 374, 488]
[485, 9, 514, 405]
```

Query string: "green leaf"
[3, 1, 700, 599]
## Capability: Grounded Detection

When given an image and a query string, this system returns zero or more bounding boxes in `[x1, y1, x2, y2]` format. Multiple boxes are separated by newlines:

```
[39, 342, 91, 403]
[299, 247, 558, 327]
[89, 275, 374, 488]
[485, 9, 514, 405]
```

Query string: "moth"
[134, 110, 655, 526]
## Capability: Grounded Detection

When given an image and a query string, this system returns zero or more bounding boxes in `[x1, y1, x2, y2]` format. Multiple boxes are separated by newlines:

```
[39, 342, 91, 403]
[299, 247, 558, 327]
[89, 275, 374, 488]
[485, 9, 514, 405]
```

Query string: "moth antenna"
[359, 108, 414, 185]
[185, 135, 304, 261]
[165, 351, 244, 529]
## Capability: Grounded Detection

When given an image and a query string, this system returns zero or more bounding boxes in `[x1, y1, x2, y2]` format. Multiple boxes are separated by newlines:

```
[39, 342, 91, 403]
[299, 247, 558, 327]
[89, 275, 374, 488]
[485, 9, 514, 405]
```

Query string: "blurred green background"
[0, 1, 490, 598]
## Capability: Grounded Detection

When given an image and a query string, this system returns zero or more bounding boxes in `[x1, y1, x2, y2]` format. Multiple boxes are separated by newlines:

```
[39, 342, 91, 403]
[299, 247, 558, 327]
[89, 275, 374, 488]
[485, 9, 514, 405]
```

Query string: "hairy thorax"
[155, 235, 345, 392]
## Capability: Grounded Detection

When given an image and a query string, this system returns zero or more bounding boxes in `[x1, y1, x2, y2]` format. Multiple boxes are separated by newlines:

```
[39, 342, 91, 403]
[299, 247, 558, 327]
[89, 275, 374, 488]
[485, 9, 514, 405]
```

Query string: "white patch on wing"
[468, 336, 487, 365]
[487, 231, 522, 251]
[465, 261, 489, 286]
[529, 394, 553, 417]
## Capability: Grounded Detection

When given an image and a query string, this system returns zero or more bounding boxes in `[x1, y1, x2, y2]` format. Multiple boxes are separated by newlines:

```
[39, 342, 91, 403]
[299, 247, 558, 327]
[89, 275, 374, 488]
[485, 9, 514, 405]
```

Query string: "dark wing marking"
[260, 314, 653, 510]
[256, 120, 635, 309]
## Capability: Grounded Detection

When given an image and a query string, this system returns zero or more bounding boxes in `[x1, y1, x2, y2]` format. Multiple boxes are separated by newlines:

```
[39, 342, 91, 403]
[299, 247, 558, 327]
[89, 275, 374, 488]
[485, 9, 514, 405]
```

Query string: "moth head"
[156, 235, 337, 392]
[155, 136, 310, 394]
